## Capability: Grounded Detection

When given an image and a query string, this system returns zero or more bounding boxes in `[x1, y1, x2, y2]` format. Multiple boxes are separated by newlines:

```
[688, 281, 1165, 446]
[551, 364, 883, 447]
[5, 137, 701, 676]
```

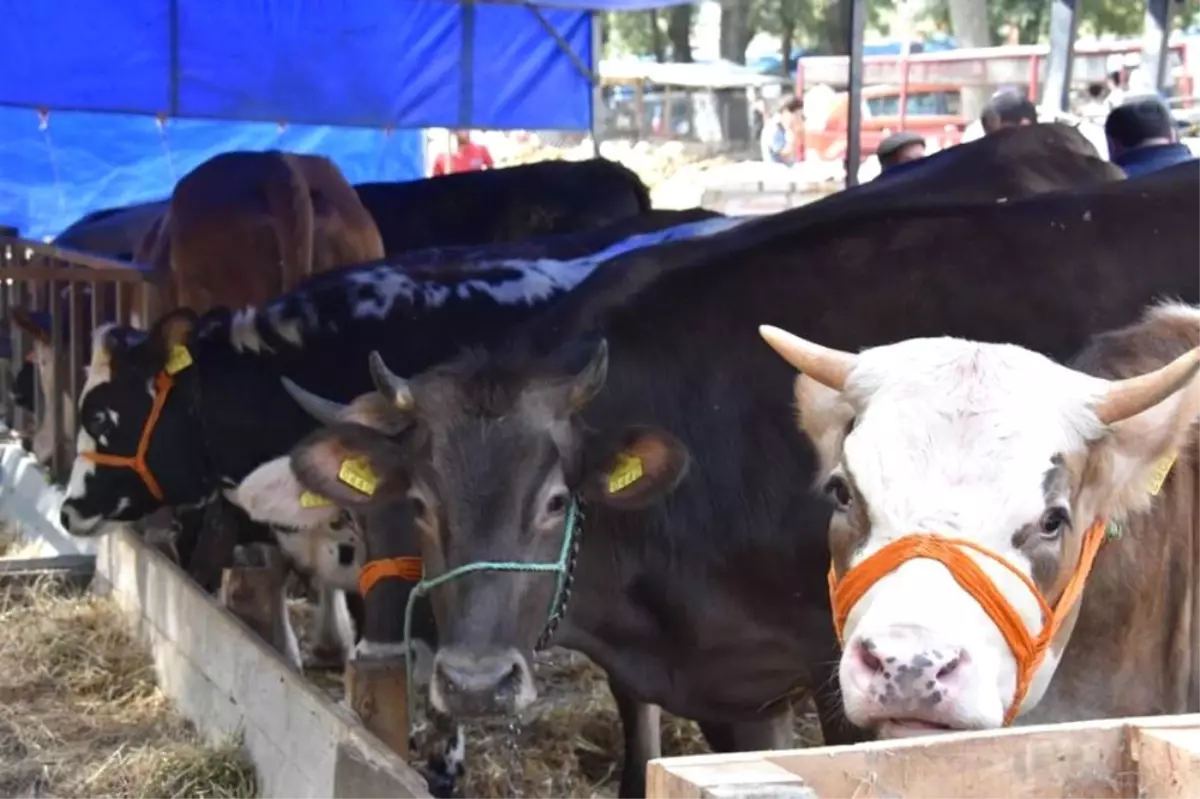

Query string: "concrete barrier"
[0, 442, 96, 555]
[93, 527, 432, 799]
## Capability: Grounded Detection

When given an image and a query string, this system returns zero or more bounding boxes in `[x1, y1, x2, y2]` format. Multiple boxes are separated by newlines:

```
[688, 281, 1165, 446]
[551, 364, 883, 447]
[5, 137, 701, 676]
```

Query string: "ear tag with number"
[165, 345, 194, 376]
[607, 451, 644, 494]
[338, 456, 378, 496]
[299, 490, 333, 509]
[1147, 452, 1177, 497]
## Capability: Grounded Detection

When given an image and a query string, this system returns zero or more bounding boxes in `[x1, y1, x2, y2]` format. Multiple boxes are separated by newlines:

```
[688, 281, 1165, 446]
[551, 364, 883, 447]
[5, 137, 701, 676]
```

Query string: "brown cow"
[139, 149, 384, 313]
[760, 300, 1198, 737]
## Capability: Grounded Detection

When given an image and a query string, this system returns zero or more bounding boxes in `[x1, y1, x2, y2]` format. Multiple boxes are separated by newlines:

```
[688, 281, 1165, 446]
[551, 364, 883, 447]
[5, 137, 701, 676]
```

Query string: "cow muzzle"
[828, 518, 1110, 726]
[430, 647, 536, 718]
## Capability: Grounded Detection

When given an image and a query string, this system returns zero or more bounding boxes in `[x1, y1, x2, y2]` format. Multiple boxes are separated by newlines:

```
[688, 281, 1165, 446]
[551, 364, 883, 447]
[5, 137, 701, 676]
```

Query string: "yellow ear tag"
[299, 490, 333, 509]
[164, 345, 193, 376]
[1147, 452, 1177, 497]
[607, 451, 644, 494]
[338, 456, 378, 496]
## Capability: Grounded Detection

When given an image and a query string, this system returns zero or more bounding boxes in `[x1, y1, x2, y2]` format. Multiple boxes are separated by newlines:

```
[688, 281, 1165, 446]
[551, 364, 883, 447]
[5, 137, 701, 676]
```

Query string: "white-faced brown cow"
[759, 301, 1199, 737]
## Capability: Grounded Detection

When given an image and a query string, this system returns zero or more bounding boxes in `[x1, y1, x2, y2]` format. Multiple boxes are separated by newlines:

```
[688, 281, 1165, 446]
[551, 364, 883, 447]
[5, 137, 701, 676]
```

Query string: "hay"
[288, 603, 822, 799]
[0, 572, 258, 798]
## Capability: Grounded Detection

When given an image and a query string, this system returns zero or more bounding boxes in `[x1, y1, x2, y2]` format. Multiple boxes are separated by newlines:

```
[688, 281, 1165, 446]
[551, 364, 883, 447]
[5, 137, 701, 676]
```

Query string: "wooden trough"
[1, 440, 431, 799]
[647, 713, 1200, 799]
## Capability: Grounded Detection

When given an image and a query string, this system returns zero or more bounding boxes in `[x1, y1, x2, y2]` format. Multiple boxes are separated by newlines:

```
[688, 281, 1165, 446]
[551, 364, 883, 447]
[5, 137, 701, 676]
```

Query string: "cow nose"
[337, 543, 356, 566]
[431, 648, 534, 717]
[847, 630, 967, 708]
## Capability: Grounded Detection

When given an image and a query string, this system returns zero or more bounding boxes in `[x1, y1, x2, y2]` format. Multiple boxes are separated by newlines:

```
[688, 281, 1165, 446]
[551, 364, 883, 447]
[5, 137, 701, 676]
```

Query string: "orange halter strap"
[827, 518, 1109, 726]
[81, 371, 175, 502]
[358, 556, 423, 597]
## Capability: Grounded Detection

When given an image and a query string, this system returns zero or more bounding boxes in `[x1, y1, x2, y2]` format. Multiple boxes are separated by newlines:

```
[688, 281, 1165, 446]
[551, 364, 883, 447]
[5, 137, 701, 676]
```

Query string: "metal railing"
[0, 235, 159, 484]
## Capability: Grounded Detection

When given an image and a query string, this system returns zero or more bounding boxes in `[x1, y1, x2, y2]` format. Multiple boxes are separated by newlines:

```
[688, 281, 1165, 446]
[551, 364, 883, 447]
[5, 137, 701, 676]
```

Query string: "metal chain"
[535, 504, 584, 651]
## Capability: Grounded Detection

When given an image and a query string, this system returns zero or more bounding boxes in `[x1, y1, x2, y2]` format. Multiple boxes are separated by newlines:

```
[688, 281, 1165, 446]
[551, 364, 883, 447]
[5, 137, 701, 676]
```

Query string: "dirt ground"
[0, 566, 258, 798]
[288, 601, 823, 799]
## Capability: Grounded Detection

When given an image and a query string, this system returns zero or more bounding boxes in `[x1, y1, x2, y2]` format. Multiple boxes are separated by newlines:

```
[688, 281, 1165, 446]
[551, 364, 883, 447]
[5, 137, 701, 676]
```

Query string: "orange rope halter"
[81, 371, 175, 501]
[358, 556, 423, 597]
[827, 517, 1109, 726]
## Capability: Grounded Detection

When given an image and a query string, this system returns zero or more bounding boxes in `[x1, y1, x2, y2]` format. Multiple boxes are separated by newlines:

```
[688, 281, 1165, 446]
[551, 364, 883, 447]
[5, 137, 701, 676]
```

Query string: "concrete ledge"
[0, 443, 96, 555]
[93, 526, 431, 799]
[0, 553, 95, 589]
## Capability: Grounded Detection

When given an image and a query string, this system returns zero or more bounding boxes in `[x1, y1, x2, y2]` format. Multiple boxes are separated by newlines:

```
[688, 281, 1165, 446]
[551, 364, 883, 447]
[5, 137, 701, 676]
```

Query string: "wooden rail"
[647, 714, 1200, 798]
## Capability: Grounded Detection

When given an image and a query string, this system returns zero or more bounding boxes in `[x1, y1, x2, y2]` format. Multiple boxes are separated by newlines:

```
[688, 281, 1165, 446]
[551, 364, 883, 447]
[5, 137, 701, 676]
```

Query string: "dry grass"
[0, 573, 258, 798]
[288, 602, 822, 799]
[0, 520, 49, 559]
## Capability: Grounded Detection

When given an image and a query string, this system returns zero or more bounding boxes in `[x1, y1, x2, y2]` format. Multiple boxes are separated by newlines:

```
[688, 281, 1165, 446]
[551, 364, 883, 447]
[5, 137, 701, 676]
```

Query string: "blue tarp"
[0, 0, 614, 131]
[0, 0, 695, 239]
[0, 108, 426, 241]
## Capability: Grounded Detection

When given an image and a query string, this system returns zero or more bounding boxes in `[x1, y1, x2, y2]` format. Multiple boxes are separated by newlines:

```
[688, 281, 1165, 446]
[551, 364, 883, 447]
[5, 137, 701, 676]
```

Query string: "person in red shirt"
[431, 130, 495, 176]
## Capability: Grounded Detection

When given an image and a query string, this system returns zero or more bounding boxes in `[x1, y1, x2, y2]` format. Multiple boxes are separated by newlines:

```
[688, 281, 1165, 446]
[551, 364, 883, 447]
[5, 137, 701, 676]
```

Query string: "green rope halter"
[401, 499, 582, 739]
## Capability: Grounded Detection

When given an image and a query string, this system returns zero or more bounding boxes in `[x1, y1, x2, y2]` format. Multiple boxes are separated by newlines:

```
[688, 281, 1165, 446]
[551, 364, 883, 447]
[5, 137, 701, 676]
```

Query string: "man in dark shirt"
[1104, 96, 1196, 178]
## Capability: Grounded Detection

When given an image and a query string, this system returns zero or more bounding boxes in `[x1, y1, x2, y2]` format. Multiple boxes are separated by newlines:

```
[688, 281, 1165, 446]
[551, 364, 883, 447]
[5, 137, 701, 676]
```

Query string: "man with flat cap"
[877, 130, 927, 173]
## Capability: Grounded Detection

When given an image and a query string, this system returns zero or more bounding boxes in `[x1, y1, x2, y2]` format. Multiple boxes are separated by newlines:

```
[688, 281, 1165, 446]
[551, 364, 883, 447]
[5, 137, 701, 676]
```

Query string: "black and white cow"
[54, 210, 749, 795]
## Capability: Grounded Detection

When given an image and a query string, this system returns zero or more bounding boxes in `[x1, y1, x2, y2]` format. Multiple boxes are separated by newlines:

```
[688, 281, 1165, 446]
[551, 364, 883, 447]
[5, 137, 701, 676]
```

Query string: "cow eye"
[545, 492, 569, 516]
[1040, 506, 1071, 539]
[410, 495, 428, 518]
[91, 411, 112, 436]
[823, 475, 853, 510]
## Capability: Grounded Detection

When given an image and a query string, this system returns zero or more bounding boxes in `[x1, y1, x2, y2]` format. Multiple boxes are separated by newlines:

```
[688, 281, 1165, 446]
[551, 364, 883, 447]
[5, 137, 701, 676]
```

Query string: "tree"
[720, 0, 755, 63]
[753, 0, 821, 74]
[946, 0, 992, 117]
[667, 4, 694, 62]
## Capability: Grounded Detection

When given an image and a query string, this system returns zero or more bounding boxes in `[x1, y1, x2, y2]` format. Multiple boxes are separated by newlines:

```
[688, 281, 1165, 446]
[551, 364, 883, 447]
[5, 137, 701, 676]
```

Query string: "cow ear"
[581, 426, 690, 510]
[289, 422, 411, 508]
[147, 309, 198, 374]
[233, 456, 342, 530]
[1083, 359, 1200, 520]
[794, 373, 856, 486]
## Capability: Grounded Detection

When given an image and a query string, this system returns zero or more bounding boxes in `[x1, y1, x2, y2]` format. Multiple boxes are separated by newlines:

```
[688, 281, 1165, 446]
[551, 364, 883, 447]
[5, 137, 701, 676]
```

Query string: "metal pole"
[1041, 0, 1080, 113]
[591, 11, 602, 158]
[845, 0, 868, 188]
[1138, 0, 1172, 96]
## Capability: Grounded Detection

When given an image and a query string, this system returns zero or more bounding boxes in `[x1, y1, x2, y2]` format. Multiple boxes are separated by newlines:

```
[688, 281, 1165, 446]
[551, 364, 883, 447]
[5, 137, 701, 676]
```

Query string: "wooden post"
[219, 542, 293, 666]
[345, 657, 410, 760]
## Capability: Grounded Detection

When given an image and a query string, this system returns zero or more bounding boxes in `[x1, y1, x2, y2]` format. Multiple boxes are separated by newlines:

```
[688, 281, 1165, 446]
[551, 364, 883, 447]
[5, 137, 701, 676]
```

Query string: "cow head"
[9, 307, 76, 466]
[280, 340, 690, 718]
[759, 320, 1200, 736]
[232, 390, 439, 671]
[60, 310, 210, 536]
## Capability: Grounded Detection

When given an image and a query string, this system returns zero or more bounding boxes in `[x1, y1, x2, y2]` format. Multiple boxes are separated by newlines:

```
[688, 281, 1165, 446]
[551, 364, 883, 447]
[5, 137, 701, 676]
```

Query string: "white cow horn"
[281, 377, 348, 426]
[758, 325, 856, 392]
[1094, 346, 1200, 425]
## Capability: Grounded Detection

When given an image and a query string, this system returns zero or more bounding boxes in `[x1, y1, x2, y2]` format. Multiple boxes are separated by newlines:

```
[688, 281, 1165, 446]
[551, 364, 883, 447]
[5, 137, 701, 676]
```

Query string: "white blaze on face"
[62, 324, 119, 512]
[775, 324, 1199, 735]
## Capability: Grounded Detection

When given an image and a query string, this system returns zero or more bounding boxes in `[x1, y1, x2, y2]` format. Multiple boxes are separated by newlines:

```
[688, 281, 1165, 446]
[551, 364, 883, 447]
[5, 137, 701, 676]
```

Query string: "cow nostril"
[936, 653, 963, 679]
[855, 637, 885, 673]
[336, 543, 356, 566]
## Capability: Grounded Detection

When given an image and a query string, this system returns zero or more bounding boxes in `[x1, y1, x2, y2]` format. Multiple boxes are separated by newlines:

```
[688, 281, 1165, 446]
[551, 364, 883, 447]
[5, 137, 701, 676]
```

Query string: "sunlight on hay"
[288, 600, 824, 799]
[0, 573, 258, 798]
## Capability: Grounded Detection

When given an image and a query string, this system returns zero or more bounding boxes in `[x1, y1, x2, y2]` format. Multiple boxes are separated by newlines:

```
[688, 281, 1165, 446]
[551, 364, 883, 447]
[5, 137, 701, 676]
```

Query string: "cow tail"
[262, 151, 316, 293]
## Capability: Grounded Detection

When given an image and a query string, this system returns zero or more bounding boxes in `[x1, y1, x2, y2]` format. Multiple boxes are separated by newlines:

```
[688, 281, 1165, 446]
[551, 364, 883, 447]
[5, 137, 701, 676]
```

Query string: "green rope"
[401, 499, 581, 740]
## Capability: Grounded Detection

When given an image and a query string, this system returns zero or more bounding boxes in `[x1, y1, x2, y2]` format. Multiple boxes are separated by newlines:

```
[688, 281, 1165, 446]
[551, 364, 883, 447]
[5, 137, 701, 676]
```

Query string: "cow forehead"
[842, 339, 1104, 530]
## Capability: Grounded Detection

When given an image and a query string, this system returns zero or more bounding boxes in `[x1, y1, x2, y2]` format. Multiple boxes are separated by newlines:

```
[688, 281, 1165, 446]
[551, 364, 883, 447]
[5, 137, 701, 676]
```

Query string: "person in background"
[761, 97, 801, 164]
[431, 130, 494, 176]
[1104, 95, 1196, 177]
[1078, 82, 1110, 124]
[751, 96, 767, 159]
[980, 91, 1039, 135]
[877, 130, 927, 172]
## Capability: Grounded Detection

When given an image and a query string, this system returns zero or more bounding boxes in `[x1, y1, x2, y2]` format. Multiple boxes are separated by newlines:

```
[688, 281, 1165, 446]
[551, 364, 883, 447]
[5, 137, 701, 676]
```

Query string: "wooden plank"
[647, 715, 1200, 799]
[1135, 726, 1200, 799]
[93, 525, 432, 799]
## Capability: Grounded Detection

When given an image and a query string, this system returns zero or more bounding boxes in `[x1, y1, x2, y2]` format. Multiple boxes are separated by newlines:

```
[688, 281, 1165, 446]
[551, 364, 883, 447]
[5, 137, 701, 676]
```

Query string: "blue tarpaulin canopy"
[0, 0, 692, 240]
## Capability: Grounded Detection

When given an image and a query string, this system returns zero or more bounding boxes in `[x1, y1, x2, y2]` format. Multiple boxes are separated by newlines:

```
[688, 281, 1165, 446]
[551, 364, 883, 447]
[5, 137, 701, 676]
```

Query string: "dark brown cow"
[140, 150, 385, 314]
[275, 163, 1198, 796]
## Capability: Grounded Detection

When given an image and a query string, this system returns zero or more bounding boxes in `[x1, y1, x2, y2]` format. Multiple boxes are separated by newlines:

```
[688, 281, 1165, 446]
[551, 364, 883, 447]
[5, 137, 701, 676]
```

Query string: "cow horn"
[1093, 346, 1200, 425]
[281, 377, 348, 426]
[368, 351, 414, 411]
[758, 325, 855, 392]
